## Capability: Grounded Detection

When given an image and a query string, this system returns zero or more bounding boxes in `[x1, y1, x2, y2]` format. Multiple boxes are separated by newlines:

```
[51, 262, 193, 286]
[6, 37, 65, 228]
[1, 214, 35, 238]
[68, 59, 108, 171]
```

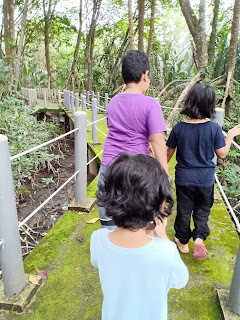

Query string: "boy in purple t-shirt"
[98, 50, 167, 229]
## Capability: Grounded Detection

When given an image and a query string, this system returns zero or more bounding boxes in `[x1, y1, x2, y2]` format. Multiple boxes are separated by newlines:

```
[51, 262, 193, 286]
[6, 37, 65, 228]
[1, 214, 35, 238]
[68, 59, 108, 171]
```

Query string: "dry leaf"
[27, 309, 34, 314]
[75, 267, 80, 271]
[87, 217, 100, 224]
[76, 237, 84, 244]
[35, 267, 48, 280]
[29, 275, 39, 285]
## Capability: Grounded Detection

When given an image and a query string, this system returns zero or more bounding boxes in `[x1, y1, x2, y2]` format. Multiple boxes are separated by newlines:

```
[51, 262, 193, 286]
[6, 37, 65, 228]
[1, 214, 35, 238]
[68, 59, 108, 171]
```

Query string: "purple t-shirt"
[101, 93, 166, 166]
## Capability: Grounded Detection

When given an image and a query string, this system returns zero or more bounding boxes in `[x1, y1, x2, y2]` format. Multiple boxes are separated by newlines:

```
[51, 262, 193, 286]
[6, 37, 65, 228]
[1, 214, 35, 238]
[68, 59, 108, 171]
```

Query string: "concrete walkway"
[0, 103, 239, 320]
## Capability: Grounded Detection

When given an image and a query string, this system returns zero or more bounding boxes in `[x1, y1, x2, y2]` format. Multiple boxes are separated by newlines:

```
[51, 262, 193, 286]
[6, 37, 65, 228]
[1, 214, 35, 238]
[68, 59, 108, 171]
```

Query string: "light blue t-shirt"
[90, 228, 189, 320]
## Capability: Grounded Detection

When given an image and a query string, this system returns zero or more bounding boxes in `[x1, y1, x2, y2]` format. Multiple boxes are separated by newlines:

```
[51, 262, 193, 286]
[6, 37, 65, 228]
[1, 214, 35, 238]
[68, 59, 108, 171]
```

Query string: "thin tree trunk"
[179, 0, 208, 70]
[221, 0, 240, 115]
[208, 0, 220, 64]
[109, 28, 129, 88]
[196, 0, 208, 69]
[137, 0, 144, 52]
[43, 0, 58, 89]
[86, 0, 102, 91]
[66, 0, 83, 90]
[13, 0, 29, 91]
[128, 0, 134, 50]
[3, 0, 14, 67]
[146, 0, 155, 58]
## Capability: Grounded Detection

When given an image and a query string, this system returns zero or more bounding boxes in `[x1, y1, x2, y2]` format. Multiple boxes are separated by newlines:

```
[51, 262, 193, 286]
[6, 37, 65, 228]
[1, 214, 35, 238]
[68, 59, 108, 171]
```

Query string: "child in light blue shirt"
[90, 153, 188, 320]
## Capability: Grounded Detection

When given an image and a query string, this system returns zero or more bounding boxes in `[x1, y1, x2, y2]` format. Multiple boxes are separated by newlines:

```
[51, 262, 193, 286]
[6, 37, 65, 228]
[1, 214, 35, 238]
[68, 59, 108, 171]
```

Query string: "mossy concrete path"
[1, 107, 239, 320]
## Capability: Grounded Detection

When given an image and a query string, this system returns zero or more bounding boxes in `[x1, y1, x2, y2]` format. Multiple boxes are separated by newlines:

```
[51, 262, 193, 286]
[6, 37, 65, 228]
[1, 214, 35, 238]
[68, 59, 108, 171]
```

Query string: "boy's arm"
[167, 147, 175, 163]
[215, 124, 240, 159]
[150, 132, 168, 173]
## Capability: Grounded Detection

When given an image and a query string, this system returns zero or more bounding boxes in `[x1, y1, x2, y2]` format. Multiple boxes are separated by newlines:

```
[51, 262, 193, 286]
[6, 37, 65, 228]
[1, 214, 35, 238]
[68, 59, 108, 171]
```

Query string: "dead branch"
[162, 83, 187, 105]
[158, 79, 190, 98]
[166, 72, 202, 130]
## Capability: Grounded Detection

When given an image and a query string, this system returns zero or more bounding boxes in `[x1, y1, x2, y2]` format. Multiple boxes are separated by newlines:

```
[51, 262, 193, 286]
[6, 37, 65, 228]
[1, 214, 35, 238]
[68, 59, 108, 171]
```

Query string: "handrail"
[18, 170, 79, 228]
[96, 106, 106, 112]
[87, 117, 107, 126]
[215, 173, 240, 233]
[95, 127, 107, 137]
[222, 131, 240, 151]
[10, 128, 79, 161]
[87, 150, 103, 166]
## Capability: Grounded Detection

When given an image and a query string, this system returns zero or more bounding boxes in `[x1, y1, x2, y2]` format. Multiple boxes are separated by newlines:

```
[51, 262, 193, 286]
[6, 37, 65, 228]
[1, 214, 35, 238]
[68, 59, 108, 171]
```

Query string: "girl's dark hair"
[97, 153, 173, 229]
[122, 50, 150, 84]
[181, 83, 216, 119]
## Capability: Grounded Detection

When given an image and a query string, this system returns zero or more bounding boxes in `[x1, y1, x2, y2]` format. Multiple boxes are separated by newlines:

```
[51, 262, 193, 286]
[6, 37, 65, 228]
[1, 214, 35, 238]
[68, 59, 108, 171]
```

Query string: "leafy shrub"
[0, 94, 62, 201]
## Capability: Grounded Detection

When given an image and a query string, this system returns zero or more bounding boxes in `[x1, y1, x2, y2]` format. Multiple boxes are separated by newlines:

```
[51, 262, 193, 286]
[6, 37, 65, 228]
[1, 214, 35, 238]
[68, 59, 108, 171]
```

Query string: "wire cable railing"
[10, 128, 79, 161]
[87, 117, 107, 126]
[18, 170, 79, 228]
[215, 173, 240, 233]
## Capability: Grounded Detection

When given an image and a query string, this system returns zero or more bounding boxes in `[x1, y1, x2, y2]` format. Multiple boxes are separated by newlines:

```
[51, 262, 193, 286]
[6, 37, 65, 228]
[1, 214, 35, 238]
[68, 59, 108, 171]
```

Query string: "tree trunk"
[44, 21, 53, 89]
[128, 0, 135, 50]
[226, 0, 240, 74]
[3, 0, 15, 68]
[42, 0, 58, 89]
[13, 0, 29, 91]
[179, 0, 208, 70]
[66, 0, 83, 90]
[109, 28, 129, 88]
[86, 0, 102, 91]
[221, 0, 240, 115]
[137, 0, 144, 52]
[208, 0, 220, 64]
[196, 0, 208, 69]
[146, 0, 155, 58]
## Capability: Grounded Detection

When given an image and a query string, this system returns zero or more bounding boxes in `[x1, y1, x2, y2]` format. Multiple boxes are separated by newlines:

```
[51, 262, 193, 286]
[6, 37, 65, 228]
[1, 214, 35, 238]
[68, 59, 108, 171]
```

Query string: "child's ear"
[143, 70, 149, 82]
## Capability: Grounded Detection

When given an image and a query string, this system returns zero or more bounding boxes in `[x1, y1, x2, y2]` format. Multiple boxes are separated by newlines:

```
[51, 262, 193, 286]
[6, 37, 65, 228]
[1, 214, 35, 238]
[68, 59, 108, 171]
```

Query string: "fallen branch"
[158, 79, 190, 98]
[166, 72, 201, 130]
[162, 83, 187, 105]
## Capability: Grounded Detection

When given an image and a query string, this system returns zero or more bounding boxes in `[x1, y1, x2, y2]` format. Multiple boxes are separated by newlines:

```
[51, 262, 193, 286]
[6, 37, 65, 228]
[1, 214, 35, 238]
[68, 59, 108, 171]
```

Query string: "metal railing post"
[228, 243, 240, 315]
[92, 98, 97, 143]
[87, 91, 90, 107]
[211, 108, 224, 165]
[67, 91, 70, 112]
[97, 92, 100, 114]
[81, 95, 86, 112]
[63, 90, 67, 108]
[58, 90, 62, 107]
[105, 93, 108, 109]
[0, 135, 25, 296]
[70, 92, 75, 116]
[74, 112, 87, 205]
[75, 93, 79, 111]
[43, 89, 47, 109]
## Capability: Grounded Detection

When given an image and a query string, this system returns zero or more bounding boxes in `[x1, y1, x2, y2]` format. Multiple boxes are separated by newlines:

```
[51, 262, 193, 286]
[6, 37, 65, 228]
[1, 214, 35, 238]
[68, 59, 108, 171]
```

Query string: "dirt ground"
[16, 113, 96, 258]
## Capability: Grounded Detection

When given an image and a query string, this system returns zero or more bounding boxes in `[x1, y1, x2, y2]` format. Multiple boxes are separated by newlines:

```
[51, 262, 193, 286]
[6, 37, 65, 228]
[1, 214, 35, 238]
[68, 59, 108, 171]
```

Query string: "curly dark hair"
[97, 153, 173, 229]
[181, 83, 216, 119]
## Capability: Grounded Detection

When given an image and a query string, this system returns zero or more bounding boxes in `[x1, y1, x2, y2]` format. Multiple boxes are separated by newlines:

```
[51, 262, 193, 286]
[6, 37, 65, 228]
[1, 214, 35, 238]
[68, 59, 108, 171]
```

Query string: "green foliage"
[0, 94, 62, 200]
[216, 163, 240, 199]
[0, 59, 12, 95]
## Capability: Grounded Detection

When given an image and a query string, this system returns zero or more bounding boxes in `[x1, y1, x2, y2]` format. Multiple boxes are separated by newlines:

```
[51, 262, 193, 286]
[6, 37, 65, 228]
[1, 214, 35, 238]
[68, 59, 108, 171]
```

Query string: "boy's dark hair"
[122, 50, 150, 84]
[181, 83, 216, 119]
[97, 153, 173, 229]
